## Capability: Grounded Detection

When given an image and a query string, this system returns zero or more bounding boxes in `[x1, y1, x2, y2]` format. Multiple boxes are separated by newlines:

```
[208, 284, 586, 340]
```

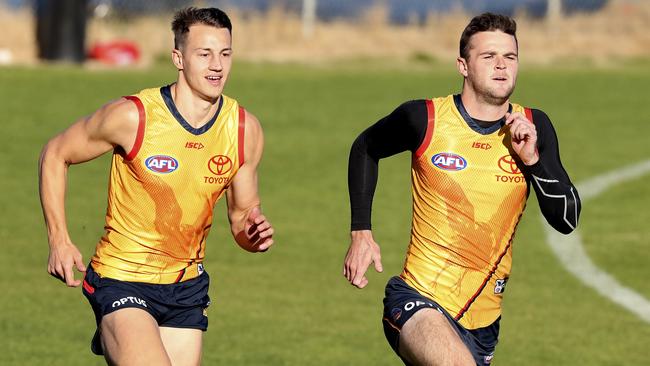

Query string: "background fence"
[0, 0, 648, 66]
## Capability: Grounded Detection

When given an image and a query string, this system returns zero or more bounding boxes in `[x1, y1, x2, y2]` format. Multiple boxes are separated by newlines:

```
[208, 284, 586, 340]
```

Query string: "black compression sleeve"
[348, 100, 428, 230]
[522, 109, 581, 234]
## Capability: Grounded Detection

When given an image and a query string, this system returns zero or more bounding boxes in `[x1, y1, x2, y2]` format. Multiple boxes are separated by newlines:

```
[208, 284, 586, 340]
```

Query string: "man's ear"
[456, 57, 468, 77]
[172, 49, 183, 70]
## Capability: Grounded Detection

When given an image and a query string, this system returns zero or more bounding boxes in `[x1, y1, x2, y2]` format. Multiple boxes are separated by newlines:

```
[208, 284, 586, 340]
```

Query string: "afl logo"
[498, 155, 521, 174]
[208, 155, 233, 176]
[432, 152, 467, 171]
[145, 155, 179, 174]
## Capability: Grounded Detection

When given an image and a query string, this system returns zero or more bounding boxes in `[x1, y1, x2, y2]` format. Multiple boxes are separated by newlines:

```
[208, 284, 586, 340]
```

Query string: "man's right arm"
[39, 98, 139, 287]
[343, 100, 428, 288]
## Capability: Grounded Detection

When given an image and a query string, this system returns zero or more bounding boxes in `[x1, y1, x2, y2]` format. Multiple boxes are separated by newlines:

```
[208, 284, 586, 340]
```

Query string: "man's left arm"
[508, 109, 581, 234]
[226, 109, 274, 252]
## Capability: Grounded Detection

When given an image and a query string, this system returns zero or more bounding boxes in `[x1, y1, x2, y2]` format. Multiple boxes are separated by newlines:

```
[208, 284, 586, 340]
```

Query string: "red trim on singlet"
[123, 96, 146, 161]
[523, 107, 539, 159]
[455, 211, 525, 321]
[524, 107, 533, 123]
[238, 106, 246, 167]
[82, 279, 95, 294]
[414, 99, 435, 159]
[174, 268, 186, 283]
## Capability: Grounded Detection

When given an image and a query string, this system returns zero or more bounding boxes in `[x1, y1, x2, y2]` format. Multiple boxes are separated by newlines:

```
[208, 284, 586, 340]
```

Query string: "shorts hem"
[158, 323, 208, 332]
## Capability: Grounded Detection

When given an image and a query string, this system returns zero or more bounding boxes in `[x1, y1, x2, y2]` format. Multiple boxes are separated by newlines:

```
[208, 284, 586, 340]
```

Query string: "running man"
[39, 7, 273, 365]
[343, 13, 580, 366]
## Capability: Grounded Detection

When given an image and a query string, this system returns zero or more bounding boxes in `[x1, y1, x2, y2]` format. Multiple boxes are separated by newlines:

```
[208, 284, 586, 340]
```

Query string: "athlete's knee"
[160, 327, 203, 366]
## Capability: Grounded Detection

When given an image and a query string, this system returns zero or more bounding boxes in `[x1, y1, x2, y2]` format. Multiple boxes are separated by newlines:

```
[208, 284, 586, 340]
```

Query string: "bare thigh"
[398, 308, 475, 366]
[159, 326, 203, 366]
[100, 307, 171, 366]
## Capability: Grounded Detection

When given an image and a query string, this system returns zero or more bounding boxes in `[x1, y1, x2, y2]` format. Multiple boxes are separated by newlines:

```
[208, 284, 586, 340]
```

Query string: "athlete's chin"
[485, 88, 514, 105]
[200, 86, 225, 102]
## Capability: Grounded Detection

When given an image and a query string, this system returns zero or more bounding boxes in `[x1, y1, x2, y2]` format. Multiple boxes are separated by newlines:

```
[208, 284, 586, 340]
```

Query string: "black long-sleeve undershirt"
[348, 98, 581, 234]
[348, 100, 427, 230]
[520, 109, 581, 234]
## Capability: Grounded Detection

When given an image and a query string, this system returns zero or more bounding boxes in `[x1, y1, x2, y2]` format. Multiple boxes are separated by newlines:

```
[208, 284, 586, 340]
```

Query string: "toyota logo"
[497, 155, 521, 174]
[208, 155, 233, 176]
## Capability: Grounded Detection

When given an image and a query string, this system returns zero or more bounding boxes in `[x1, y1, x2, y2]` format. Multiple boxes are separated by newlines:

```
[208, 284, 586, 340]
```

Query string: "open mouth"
[206, 75, 222, 85]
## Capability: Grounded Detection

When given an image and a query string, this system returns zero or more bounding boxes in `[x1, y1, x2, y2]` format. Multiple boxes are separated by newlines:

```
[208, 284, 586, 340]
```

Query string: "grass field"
[0, 61, 649, 365]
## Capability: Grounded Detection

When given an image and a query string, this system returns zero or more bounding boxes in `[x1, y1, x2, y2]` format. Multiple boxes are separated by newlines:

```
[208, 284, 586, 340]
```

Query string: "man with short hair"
[343, 13, 580, 366]
[39, 7, 274, 365]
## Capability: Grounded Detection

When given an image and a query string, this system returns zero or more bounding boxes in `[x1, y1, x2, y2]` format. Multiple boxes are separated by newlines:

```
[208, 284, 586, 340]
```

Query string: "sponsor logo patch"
[208, 155, 233, 176]
[431, 152, 467, 171]
[145, 155, 179, 174]
[185, 142, 205, 150]
[494, 278, 508, 294]
[495, 155, 524, 183]
[494, 174, 525, 183]
[403, 300, 435, 312]
[472, 141, 492, 150]
[497, 155, 521, 174]
[203, 176, 230, 185]
[111, 296, 148, 308]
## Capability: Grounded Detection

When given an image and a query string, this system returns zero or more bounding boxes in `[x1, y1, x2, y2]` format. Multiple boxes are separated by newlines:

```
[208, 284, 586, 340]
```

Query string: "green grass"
[581, 175, 650, 299]
[0, 61, 649, 365]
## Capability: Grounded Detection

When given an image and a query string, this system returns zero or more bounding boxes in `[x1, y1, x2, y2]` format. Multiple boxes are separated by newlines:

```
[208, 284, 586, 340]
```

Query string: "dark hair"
[459, 13, 517, 60]
[172, 7, 232, 50]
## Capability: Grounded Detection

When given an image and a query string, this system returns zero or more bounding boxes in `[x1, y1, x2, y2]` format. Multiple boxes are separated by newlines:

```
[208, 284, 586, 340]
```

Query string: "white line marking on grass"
[542, 159, 650, 323]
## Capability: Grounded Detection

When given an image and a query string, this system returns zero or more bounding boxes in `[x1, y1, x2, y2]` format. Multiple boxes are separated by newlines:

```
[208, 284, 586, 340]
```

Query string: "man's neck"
[460, 89, 509, 122]
[171, 79, 221, 129]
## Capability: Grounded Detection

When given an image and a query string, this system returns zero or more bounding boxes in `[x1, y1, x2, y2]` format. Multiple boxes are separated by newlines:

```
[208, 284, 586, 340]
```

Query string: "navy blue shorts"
[382, 276, 500, 366]
[82, 265, 210, 355]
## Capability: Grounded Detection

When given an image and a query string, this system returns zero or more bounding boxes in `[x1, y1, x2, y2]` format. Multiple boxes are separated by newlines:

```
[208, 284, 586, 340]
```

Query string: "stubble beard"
[478, 82, 515, 106]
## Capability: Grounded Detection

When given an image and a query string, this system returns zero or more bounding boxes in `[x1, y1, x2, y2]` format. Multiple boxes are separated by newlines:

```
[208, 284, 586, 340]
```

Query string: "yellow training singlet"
[401, 95, 532, 329]
[91, 85, 245, 284]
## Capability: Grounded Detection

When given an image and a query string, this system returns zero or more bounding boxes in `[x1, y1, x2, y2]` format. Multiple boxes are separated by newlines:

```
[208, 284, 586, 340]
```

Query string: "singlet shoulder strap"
[122, 95, 146, 161]
[238, 106, 246, 167]
[524, 107, 534, 124]
[414, 99, 436, 158]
